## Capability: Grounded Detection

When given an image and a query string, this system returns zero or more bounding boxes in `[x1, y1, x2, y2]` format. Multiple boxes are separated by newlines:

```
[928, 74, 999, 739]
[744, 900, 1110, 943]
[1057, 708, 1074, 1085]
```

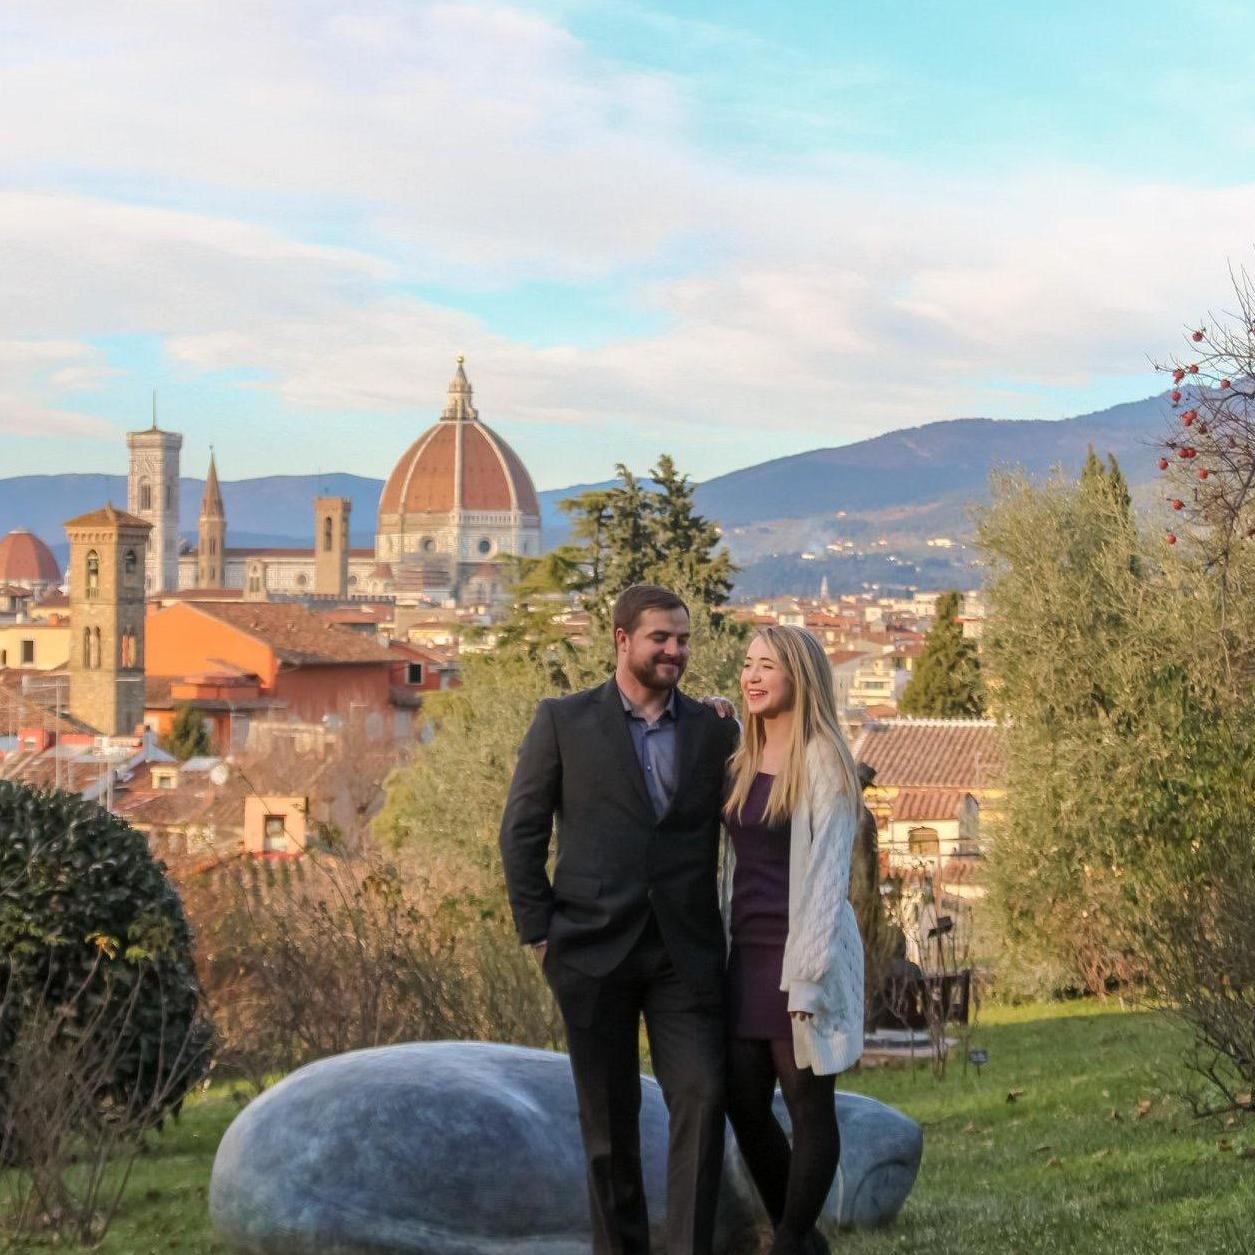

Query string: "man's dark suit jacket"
[500, 677, 739, 1003]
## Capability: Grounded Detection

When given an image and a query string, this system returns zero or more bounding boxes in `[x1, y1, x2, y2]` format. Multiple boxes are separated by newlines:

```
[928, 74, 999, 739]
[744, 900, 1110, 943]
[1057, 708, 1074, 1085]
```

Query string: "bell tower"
[126, 394, 182, 593]
[198, 450, 227, 588]
[314, 497, 351, 597]
[65, 505, 151, 737]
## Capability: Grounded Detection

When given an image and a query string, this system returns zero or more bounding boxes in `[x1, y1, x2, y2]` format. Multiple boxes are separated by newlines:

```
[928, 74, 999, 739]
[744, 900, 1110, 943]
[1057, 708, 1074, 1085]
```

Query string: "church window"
[123, 548, 138, 584]
[85, 551, 100, 599]
[296, 574, 308, 588]
[477, 537, 492, 556]
[82, 628, 91, 668]
[139, 480, 152, 512]
[90, 628, 101, 671]
[323, 517, 333, 551]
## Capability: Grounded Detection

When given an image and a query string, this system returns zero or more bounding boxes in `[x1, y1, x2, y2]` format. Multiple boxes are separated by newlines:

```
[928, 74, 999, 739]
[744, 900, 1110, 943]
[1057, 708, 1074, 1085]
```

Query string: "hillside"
[0, 390, 1177, 595]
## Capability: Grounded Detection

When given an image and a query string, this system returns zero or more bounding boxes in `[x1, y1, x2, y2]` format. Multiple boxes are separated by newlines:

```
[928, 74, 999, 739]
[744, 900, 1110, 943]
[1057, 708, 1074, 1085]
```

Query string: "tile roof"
[853, 718, 1002, 790]
[184, 602, 396, 666]
[890, 788, 972, 823]
[64, 505, 150, 530]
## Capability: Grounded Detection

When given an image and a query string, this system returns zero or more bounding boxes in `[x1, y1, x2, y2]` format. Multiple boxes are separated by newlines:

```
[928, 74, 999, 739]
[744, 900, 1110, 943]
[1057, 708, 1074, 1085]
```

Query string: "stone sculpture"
[210, 1041, 921, 1254]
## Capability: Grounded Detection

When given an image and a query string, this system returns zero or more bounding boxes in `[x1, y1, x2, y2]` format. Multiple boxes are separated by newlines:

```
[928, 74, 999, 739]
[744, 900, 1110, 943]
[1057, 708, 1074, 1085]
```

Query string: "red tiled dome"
[378, 362, 540, 520]
[0, 529, 61, 585]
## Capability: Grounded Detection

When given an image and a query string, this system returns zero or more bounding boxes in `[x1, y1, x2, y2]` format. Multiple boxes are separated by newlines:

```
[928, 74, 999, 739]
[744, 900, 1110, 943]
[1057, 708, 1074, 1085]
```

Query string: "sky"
[6, 0, 1255, 489]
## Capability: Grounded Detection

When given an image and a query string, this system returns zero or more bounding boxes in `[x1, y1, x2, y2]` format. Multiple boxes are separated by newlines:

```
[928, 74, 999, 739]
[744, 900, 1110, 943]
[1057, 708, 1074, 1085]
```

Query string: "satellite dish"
[209, 763, 230, 787]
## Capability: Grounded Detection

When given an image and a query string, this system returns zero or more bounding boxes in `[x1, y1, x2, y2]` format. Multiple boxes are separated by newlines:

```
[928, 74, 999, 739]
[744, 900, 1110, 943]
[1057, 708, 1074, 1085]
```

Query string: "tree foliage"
[978, 439, 1255, 1108]
[0, 782, 214, 1133]
[164, 703, 211, 761]
[560, 454, 736, 619]
[898, 590, 985, 717]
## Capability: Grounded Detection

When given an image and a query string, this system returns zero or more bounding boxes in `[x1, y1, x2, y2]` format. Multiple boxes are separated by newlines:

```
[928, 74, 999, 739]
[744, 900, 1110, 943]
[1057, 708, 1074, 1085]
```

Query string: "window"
[908, 826, 940, 857]
[85, 550, 100, 599]
[20, 639, 34, 665]
[123, 548, 138, 584]
[406, 662, 425, 685]
[0, 650, 6, 666]
[263, 815, 286, 852]
[421, 536, 435, 553]
[323, 517, 333, 552]
[81, 627, 90, 668]
[139, 480, 152, 512]
[477, 537, 492, 555]
[295, 573, 308, 588]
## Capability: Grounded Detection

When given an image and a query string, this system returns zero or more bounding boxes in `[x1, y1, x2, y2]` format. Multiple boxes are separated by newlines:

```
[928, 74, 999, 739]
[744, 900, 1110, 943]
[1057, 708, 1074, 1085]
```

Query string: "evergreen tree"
[164, 703, 211, 760]
[559, 454, 736, 619]
[898, 590, 985, 717]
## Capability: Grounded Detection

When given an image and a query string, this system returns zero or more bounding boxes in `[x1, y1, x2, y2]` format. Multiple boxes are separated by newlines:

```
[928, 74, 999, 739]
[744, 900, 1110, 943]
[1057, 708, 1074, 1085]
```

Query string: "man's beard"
[629, 653, 685, 691]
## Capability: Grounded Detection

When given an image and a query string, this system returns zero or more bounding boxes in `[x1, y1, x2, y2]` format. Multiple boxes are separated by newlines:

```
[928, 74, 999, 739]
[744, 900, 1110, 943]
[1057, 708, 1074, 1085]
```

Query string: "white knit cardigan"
[719, 739, 864, 1076]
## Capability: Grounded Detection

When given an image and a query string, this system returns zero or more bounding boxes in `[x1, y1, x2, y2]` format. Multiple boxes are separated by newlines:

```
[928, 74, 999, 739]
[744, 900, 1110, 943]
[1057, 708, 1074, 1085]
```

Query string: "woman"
[719, 625, 863, 1255]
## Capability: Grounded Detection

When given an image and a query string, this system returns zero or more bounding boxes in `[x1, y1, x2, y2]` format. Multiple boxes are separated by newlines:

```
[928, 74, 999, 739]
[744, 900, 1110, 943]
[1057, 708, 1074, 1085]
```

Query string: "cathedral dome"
[0, 529, 61, 587]
[378, 361, 541, 520]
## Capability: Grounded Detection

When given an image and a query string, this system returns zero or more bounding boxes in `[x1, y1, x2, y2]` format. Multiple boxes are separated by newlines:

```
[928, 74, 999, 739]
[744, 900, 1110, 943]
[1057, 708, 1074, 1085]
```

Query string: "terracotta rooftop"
[186, 601, 396, 666]
[64, 505, 151, 530]
[828, 649, 865, 667]
[853, 718, 1002, 790]
[890, 788, 973, 823]
[0, 530, 61, 584]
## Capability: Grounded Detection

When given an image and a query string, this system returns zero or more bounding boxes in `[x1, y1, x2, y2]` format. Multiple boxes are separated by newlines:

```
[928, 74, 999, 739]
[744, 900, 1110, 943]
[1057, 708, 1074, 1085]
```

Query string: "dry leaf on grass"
[1006, 1088, 1025, 1103]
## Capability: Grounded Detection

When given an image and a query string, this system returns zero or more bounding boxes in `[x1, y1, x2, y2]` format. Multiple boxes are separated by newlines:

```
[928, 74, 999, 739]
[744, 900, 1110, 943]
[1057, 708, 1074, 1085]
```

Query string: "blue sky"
[5, 0, 1255, 490]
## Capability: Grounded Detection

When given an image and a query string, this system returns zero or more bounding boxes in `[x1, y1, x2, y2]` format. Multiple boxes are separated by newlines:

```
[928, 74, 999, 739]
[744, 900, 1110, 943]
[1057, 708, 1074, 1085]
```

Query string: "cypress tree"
[898, 590, 985, 717]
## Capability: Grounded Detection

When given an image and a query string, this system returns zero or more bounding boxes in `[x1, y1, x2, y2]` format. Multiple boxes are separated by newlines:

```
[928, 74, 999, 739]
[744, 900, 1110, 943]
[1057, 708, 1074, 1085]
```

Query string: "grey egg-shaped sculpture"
[209, 1041, 921, 1254]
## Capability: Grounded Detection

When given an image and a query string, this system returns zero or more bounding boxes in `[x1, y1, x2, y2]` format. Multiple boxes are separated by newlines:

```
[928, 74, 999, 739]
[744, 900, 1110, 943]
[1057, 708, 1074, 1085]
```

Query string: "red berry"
[1166, 533, 1178, 544]
[1171, 390, 1182, 403]
[1171, 499, 1184, 510]
[1198, 468, 1210, 480]
[1179, 447, 1191, 458]
[1158, 457, 1169, 470]
[1182, 410, 1196, 425]
[1173, 368, 1186, 384]
[1189, 364, 1199, 373]
[1221, 379, 1231, 389]
[1193, 329, 1205, 342]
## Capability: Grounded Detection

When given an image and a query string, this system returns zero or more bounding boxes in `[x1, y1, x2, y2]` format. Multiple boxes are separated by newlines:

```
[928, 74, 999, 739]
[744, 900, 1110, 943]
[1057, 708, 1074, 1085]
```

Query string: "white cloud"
[5, 1, 1255, 481]
[0, 341, 117, 440]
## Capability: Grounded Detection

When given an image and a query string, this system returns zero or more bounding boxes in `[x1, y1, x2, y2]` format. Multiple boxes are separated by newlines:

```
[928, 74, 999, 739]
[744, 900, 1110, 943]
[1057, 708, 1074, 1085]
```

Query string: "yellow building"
[0, 620, 71, 670]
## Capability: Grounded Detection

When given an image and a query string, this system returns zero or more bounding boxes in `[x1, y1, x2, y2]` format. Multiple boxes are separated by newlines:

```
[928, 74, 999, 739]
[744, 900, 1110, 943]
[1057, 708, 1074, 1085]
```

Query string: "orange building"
[145, 601, 413, 741]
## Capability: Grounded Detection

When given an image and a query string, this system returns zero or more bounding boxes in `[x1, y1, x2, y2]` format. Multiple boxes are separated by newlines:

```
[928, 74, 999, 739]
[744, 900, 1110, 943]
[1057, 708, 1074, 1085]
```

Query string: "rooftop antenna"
[151, 389, 158, 431]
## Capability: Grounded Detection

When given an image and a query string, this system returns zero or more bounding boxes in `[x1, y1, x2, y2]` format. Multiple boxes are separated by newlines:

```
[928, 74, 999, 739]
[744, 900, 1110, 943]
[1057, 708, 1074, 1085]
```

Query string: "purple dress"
[727, 772, 793, 1040]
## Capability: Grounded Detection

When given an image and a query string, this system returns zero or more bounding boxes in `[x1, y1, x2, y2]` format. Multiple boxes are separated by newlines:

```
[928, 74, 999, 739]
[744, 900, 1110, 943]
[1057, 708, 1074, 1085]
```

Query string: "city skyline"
[7, 1, 1255, 488]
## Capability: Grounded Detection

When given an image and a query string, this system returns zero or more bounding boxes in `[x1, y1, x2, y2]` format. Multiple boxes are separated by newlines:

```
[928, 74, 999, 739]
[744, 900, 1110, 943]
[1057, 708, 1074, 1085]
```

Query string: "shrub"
[0, 782, 213, 1129]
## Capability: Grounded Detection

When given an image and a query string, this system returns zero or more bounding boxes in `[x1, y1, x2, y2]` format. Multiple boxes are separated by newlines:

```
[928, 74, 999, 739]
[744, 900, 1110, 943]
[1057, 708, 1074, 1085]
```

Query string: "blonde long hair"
[724, 625, 861, 825]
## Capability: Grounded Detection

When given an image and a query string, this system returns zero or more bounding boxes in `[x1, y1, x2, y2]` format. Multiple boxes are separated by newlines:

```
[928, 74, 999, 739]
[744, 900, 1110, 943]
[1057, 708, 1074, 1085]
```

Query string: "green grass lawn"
[7, 1001, 1254, 1253]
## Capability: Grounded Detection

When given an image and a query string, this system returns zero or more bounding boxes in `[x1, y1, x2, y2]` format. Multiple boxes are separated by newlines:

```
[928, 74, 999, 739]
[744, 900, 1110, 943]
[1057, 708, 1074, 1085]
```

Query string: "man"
[500, 583, 739, 1255]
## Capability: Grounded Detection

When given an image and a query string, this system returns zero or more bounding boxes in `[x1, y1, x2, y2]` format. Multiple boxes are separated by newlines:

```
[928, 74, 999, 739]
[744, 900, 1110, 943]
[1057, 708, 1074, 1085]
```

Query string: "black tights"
[726, 1037, 839, 1255]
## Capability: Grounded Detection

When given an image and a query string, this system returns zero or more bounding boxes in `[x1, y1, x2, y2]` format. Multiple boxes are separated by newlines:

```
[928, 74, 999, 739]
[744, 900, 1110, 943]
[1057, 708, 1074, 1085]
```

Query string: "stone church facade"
[124, 361, 541, 605]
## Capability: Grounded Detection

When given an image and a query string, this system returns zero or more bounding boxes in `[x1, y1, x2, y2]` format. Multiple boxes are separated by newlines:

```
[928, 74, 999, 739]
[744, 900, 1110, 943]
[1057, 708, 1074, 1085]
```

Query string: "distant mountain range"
[0, 390, 1178, 596]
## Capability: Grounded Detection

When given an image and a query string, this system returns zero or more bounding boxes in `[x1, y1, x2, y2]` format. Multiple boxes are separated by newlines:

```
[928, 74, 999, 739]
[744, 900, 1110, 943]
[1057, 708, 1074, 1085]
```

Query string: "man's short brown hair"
[612, 584, 689, 636]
